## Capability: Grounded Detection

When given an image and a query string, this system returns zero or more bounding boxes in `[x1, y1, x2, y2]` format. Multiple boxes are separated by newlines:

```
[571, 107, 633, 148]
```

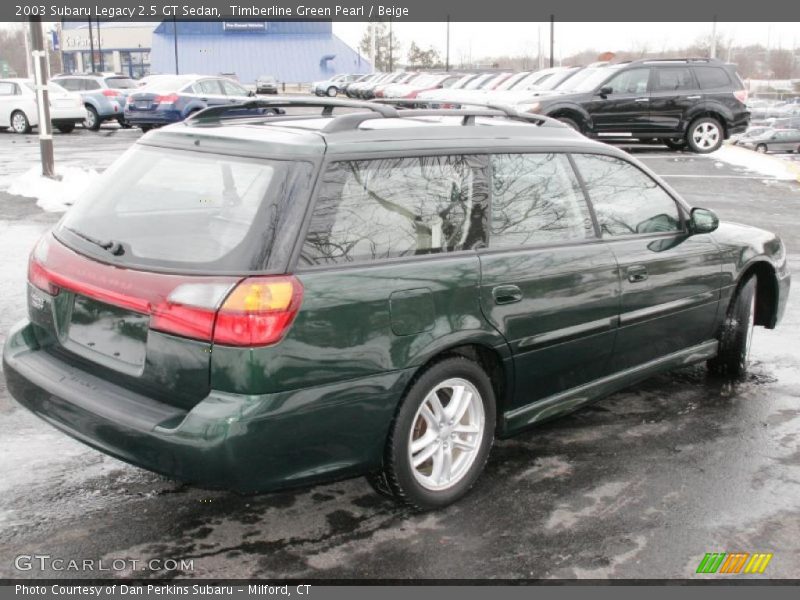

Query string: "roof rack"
[373, 98, 566, 128]
[632, 57, 723, 64]
[183, 96, 569, 133]
[187, 97, 398, 123]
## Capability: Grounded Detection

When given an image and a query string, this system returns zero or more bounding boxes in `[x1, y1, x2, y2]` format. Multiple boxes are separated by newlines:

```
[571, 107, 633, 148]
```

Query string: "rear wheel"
[11, 111, 32, 134]
[56, 123, 75, 133]
[556, 117, 581, 132]
[370, 357, 495, 510]
[663, 137, 687, 150]
[708, 277, 757, 378]
[83, 106, 101, 131]
[139, 125, 152, 133]
[326, 86, 337, 97]
[686, 117, 723, 153]
[755, 144, 768, 153]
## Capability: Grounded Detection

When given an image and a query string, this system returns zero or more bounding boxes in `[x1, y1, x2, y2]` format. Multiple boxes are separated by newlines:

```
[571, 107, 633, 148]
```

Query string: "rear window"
[105, 77, 136, 89]
[57, 146, 313, 272]
[694, 66, 732, 89]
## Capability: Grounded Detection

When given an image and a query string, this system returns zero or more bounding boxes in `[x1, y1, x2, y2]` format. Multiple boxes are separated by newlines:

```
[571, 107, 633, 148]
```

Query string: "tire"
[139, 125, 152, 133]
[56, 124, 75, 133]
[663, 137, 687, 150]
[557, 117, 581, 132]
[370, 356, 496, 510]
[755, 144, 767, 154]
[83, 105, 101, 131]
[708, 276, 757, 378]
[118, 120, 132, 129]
[10, 110, 32, 134]
[326, 86, 337, 97]
[686, 117, 724, 153]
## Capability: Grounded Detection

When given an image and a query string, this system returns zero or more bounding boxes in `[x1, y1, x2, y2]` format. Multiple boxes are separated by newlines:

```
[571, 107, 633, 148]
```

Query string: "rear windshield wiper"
[64, 227, 126, 256]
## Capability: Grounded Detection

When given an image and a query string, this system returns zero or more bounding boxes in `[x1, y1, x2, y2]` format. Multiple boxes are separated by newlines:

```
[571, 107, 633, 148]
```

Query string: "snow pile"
[710, 145, 800, 181]
[6, 166, 100, 212]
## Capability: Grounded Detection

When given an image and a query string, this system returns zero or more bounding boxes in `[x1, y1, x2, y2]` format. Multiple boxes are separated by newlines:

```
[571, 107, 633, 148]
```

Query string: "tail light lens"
[102, 89, 120, 97]
[28, 238, 303, 348]
[156, 94, 179, 105]
[734, 89, 748, 103]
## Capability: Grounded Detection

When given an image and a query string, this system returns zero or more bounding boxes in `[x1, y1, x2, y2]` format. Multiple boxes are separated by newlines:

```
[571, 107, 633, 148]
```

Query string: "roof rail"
[373, 98, 566, 128]
[187, 96, 398, 123]
[632, 57, 723, 64]
[322, 108, 511, 133]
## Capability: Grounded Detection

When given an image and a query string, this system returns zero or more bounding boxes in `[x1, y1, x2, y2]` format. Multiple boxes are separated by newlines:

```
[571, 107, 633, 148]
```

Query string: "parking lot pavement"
[1, 133, 799, 580]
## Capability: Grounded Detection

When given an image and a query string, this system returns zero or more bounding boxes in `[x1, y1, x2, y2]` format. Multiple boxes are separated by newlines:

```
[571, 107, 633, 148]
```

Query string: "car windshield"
[494, 72, 530, 91]
[538, 69, 579, 90]
[260, 76, 276, 82]
[22, 81, 68, 94]
[58, 146, 314, 272]
[106, 77, 136, 89]
[556, 67, 622, 92]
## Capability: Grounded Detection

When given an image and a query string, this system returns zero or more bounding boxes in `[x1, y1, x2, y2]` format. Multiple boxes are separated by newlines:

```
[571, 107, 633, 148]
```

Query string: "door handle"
[492, 285, 523, 305]
[626, 265, 649, 283]
[634, 97, 649, 103]
[686, 95, 702, 100]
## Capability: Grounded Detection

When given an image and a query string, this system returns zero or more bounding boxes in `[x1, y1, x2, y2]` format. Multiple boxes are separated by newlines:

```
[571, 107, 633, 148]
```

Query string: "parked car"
[51, 73, 136, 130]
[417, 72, 512, 106]
[344, 72, 383, 97]
[512, 58, 750, 153]
[737, 128, 800, 153]
[123, 75, 255, 131]
[0, 78, 85, 134]
[4, 99, 789, 510]
[256, 75, 279, 95]
[365, 72, 418, 99]
[312, 73, 362, 97]
[729, 126, 773, 144]
[381, 73, 463, 100]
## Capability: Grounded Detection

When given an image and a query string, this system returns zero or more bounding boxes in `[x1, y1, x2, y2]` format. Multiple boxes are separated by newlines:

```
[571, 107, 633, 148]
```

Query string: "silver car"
[739, 129, 800, 153]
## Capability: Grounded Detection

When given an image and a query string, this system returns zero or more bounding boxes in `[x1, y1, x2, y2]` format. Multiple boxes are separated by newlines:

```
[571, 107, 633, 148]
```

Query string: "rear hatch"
[28, 144, 313, 410]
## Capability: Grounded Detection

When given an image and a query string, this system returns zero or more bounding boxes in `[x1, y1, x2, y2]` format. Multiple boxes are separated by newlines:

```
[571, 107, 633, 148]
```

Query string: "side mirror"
[597, 86, 613, 97]
[690, 207, 719, 234]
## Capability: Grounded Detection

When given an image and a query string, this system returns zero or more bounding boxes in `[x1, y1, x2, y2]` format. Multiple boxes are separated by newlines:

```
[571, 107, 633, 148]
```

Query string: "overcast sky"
[333, 22, 800, 62]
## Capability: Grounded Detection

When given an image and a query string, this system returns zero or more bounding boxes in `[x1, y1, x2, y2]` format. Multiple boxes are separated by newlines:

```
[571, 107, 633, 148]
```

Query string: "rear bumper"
[3, 320, 412, 492]
[123, 109, 183, 126]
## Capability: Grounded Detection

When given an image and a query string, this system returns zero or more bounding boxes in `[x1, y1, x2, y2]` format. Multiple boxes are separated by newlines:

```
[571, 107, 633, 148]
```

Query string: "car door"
[571, 153, 724, 371]
[647, 66, 701, 134]
[195, 79, 229, 107]
[0, 81, 17, 126]
[586, 67, 652, 136]
[477, 153, 620, 409]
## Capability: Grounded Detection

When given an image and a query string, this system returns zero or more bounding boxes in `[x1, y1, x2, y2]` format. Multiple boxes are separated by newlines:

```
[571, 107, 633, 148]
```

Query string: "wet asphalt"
[0, 125, 799, 580]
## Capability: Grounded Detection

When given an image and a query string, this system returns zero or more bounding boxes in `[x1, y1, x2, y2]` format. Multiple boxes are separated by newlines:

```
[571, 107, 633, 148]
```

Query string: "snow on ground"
[711, 145, 800, 181]
[5, 165, 99, 212]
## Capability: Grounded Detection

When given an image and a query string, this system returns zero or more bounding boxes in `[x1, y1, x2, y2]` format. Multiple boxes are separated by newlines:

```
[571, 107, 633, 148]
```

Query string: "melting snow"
[5, 165, 99, 212]
[710, 145, 800, 181]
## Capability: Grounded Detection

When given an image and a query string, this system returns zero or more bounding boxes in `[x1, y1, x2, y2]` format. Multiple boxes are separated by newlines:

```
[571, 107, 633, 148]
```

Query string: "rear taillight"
[156, 94, 179, 105]
[27, 238, 303, 348]
[734, 89, 748, 103]
[102, 89, 120, 97]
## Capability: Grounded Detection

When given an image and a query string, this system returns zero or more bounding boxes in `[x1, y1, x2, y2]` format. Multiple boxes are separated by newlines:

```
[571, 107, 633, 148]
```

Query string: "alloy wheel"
[11, 112, 28, 133]
[407, 377, 485, 492]
[692, 122, 721, 150]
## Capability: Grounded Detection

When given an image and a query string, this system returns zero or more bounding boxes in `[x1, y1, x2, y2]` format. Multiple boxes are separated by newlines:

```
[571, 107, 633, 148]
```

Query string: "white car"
[0, 78, 86, 134]
[416, 73, 507, 105]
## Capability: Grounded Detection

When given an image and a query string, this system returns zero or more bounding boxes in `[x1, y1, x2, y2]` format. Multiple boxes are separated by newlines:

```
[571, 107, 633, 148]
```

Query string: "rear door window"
[56, 78, 79, 91]
[489, 153, 594, 248]
[0, 82, 16, 95]
[694, 66, 732, 89]
[58, 146, 313, 271]
[82, 79, 101, 91]
[299, 156, 489, 266]
[572, 154, 683, 236]
[651, 67, 697, 92]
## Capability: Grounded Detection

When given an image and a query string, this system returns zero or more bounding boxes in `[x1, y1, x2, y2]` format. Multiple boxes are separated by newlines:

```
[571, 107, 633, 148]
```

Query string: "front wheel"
[10, 110, 32, 134]
[708, 277, 757, 378]
[755, 144, 767, 154]
[687, 117, 724, 153]
[326, 86, 337, 97]
[370, 357, 495, 510]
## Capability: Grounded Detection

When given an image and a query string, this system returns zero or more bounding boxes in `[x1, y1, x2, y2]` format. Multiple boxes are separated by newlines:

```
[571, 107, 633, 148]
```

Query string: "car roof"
[144, 105, 621, 160]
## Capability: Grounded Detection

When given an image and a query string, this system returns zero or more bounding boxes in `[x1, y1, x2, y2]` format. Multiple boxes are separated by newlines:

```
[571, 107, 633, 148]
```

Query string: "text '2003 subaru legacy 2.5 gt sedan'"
[3, 98, 790, 510]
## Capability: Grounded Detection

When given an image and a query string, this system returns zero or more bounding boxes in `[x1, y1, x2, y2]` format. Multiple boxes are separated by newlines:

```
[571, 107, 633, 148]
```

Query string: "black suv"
[516, 58, 749, 153]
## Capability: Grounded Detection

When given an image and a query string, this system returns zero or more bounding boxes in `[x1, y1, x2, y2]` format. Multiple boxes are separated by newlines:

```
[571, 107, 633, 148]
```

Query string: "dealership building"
[149, 21, 371, 85]
[58, 21, 371, 84]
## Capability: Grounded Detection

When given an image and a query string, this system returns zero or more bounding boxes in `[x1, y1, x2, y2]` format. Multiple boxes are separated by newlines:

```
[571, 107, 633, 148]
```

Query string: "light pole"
[445, 16, 450, 72]
[549, 15, 555, 68]
[173, 16, 179, 74]
[29, 17, 55, 178]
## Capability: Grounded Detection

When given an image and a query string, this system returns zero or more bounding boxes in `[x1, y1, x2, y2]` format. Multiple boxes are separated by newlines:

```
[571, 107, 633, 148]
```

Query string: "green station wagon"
[3, 98, 790, 509]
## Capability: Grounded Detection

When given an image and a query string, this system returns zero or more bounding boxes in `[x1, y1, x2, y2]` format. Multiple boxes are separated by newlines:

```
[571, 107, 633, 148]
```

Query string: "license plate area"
[134, 101, 152, 110]
[65, 295, 148, 374]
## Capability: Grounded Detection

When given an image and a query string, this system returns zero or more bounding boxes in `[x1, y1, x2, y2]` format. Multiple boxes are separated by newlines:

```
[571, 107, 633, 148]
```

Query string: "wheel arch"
[736, 259, 779, 329]
[686, 108, 730, 138]
[545, 104, 592, 131]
